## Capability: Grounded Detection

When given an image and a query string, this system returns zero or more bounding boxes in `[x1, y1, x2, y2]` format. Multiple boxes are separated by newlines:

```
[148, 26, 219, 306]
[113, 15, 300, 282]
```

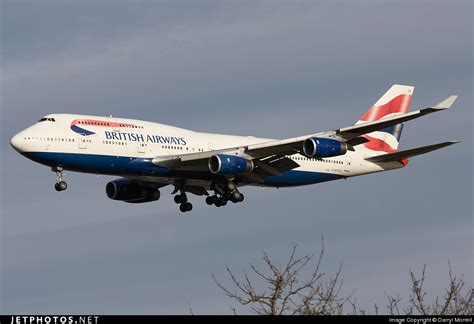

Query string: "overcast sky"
[1, 0, 472, 314]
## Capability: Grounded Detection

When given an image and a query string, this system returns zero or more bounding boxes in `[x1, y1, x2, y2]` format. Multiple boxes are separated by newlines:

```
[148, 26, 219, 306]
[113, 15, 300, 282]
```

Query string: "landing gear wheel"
[52, 166, 67, 192]
[174, 192, 188, 204]
[180, 202, 193, 212]
[230, 191, 241, 203]
[238, 193, 244, 202]
[179, 203, 187, 212]
[226, 182, 236, 192]
[55, 181, 67, 191]
[184, 202, 193, 212]
[205, 196, 214, 205]
[218, 197, 227, 206]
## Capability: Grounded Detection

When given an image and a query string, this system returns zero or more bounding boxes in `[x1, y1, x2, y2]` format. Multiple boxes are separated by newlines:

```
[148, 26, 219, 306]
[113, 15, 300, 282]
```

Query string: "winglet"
[432, 95, 458, 110]
[446, 140, 461, 145]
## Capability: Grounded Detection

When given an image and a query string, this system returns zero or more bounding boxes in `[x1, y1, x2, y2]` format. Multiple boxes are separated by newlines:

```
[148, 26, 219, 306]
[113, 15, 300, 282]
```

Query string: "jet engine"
[106, 179, 160, 203]
[303, 137, 348, 158]
[208, 154, 254, 174]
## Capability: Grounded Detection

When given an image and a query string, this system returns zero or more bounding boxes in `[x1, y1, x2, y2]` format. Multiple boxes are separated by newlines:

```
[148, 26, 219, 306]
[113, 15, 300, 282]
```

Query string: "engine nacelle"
[106, 179, 160, 203]
[303, 137, 348, 158]
[208, 154, 254, 174]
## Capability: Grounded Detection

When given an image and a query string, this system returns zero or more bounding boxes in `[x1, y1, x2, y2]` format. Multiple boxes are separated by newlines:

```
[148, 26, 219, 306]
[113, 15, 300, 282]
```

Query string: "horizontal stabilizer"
[365, 141, 459, 163]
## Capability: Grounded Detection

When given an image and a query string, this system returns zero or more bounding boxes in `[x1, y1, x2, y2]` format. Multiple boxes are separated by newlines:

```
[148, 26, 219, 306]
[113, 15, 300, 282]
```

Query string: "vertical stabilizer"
[355, 84, 413, 156]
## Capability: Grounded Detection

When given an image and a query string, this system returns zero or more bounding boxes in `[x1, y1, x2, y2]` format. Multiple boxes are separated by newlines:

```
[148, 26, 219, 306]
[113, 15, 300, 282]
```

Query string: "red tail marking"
[363, 135, 397, 153]
[360, 94, 412, 122]
[400, 158, 409, 166]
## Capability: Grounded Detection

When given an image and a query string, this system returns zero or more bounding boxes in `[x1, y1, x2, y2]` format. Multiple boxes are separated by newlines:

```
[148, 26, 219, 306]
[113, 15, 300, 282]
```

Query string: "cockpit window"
[38, 118, 56, 122]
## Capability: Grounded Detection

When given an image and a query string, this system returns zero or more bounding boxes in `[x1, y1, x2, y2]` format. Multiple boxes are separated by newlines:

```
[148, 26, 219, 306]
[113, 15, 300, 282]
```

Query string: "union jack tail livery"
[355, 84, 414, 156]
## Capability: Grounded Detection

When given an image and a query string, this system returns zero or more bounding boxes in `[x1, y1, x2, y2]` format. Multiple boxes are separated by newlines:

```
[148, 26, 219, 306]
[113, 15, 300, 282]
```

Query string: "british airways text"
[104, 131, 186, 145]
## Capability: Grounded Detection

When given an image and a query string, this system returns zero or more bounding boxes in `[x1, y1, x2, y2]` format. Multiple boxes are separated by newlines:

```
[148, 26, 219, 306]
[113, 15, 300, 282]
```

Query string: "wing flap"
[253, 156, 300, 177]
[267, 156, 300, 173]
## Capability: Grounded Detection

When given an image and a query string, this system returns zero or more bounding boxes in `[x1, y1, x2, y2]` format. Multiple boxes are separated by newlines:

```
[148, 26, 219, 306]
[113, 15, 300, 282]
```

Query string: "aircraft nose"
[10, 133, 24, 152]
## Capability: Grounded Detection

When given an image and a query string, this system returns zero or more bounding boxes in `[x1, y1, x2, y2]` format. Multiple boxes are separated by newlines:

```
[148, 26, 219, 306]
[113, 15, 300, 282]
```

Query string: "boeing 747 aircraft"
[10, 85, 458, 212]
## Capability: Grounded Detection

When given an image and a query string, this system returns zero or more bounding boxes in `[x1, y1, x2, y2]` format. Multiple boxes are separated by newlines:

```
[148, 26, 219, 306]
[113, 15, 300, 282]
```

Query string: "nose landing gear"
[55, 181, 68, 191]
[53, 166, 68, 192]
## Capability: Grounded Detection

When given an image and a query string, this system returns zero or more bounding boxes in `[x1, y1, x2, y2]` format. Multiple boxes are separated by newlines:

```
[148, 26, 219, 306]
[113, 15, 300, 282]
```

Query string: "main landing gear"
[206, 181, 244, 207]
[174, 191, 193, 213]
[53, 166, 68, 192]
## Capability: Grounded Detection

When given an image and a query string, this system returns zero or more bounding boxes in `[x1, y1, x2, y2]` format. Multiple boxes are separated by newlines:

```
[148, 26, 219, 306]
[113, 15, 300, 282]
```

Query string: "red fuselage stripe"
[71, 119, 136, 128]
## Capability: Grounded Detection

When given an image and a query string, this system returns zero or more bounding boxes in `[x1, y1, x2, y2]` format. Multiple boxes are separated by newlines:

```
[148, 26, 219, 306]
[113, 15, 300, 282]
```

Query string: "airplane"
[10, 84, 459, 212]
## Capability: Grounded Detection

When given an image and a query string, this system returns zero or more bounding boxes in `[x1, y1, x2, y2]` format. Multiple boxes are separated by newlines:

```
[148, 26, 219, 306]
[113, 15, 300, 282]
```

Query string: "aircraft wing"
[335, 95, 458, 140]
[151, 95, 457, 173]
[245, 94, 457, 155]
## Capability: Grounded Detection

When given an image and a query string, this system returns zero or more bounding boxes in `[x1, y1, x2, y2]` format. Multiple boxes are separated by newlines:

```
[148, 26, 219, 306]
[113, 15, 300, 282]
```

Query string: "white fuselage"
[11, 114, 403, 189]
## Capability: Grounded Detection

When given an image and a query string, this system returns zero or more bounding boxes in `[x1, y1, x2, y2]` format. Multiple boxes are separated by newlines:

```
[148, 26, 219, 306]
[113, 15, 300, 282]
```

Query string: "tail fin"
[355, 84, 414, 155]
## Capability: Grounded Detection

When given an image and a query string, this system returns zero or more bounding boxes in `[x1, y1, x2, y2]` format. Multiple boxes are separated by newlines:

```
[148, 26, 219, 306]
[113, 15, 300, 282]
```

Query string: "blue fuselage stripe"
[22, 152, 344, 187]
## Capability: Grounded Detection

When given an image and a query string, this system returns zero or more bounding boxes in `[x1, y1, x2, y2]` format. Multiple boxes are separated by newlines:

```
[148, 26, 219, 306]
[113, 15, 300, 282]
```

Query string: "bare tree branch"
[385, 262, 473, 315]
[188, 303, 194, 315]
[212, 238, 355, 315]
[212, 241, 472, 315]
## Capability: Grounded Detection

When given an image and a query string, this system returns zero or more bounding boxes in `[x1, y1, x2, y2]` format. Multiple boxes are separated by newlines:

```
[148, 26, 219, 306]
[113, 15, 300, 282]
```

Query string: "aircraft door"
[78, 135, 87, 149]
[138, 142, 147, 154]
[344, 156, 351, 173]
